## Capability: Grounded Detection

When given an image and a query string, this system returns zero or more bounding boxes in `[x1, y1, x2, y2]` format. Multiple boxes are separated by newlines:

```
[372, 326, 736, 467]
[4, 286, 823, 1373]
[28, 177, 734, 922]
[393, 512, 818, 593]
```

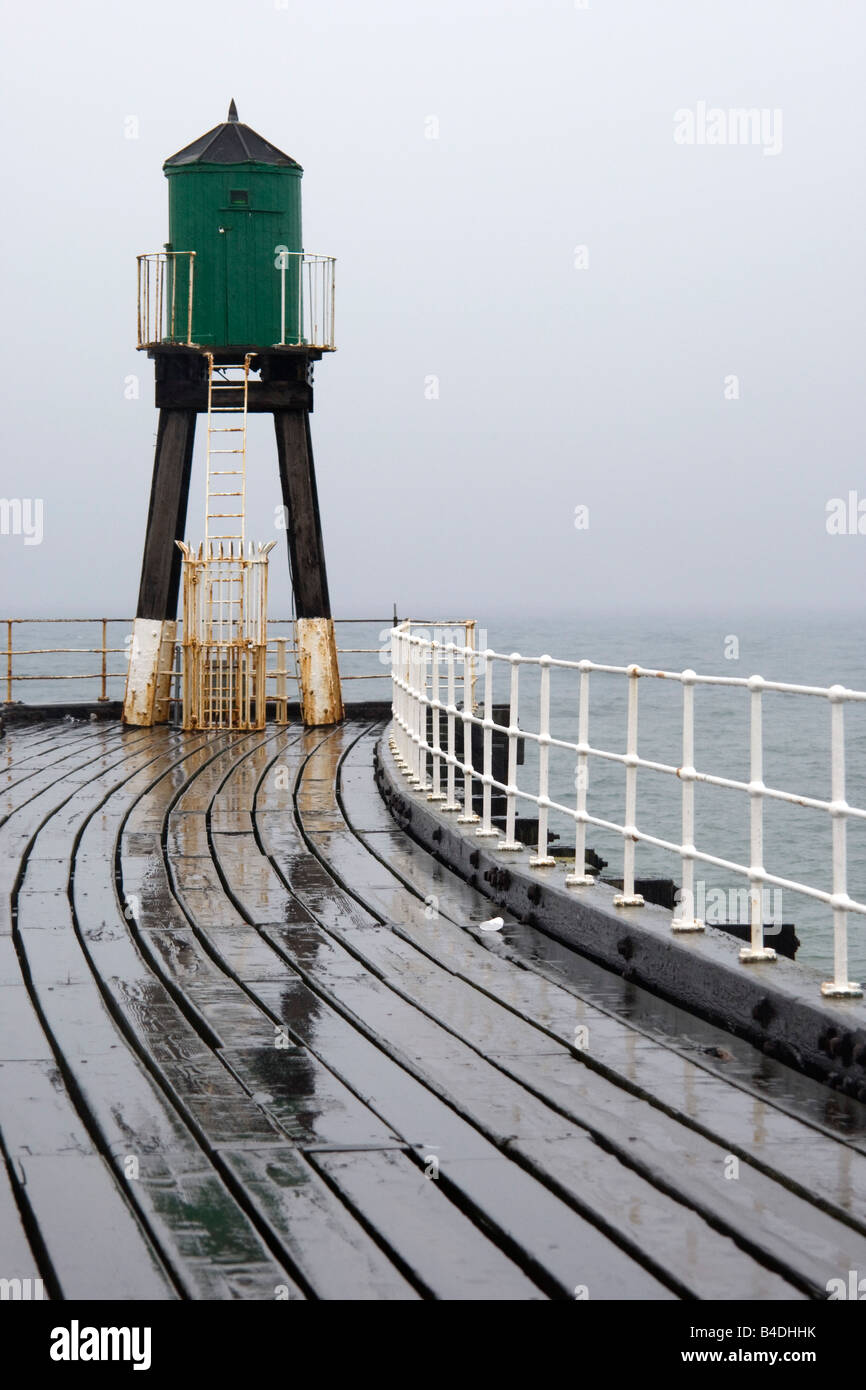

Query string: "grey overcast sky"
[1, 0, 863, 619]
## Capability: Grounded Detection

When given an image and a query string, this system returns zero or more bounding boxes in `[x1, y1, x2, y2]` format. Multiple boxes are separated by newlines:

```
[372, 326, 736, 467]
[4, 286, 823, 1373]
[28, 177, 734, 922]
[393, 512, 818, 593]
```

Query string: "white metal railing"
[137, 251, 196, 348]
[389, 622, 866, 1001]
[276, 251, 336, 350]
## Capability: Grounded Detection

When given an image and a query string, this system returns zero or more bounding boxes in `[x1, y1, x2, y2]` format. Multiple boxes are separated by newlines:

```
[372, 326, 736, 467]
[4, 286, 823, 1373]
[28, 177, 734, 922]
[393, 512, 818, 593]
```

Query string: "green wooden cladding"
[164, 163, 303, 347]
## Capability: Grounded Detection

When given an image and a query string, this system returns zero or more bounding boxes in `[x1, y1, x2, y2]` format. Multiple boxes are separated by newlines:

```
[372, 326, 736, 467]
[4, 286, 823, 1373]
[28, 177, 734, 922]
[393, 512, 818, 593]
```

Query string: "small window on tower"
[230, 189, 249, 205]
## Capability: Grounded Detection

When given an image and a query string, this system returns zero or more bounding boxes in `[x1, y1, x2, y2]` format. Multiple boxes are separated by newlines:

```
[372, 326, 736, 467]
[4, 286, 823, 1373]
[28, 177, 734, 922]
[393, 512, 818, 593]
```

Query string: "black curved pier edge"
[375, 730, 866, 1099]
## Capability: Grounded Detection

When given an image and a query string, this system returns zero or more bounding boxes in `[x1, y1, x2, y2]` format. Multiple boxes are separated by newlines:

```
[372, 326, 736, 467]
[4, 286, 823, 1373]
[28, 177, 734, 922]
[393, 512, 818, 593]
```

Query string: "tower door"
[221, 209, 280, 346]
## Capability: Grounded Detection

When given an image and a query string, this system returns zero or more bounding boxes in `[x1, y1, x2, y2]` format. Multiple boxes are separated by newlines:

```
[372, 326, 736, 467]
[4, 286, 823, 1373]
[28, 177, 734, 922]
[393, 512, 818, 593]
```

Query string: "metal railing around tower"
[390, 621, 866, 1002]
[136, 251, 196, 348]
[135, 249, 336, 351]
[276, 251, 336, 350]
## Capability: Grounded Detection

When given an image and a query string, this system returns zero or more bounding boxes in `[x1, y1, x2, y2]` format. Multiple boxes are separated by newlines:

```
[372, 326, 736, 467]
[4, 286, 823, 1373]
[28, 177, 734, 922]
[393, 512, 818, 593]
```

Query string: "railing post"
[403, 632, 413, 770]
[397, 630, 411, 770]
[614, 665, 644, 907]
[823, 688, 863, 996]
[405, 635, 420, 785]
[411, 638, 430, 791]
[97, 618, 108, 702]
[458, 637, 479, 824]
[136, 257, 143, 349]
[442, 643, 461, 811]
[391, 628, 404, 767]
[298, 253, 303, 347]
[389, 626, 401, 760]
[276, 638, 287, 724]
[566, 661, 595, 886]
[280, 251, 287, 347]
[530, 657, 556, 866]
[187, 252, 195, 345]
[498, 655, 523, 852]
[428, 641, 445, 801]
[465, 621, 477, 710]
[672, 671, 704, 931]
[476, 649, 498, 837]
[408, 634, 424, 783]
[330, 257, 336, 350]
[315, 259, 322, 347]
[169, 253, 177, 342]
[740, 676, 776, 962]
[400, 630, 410, 768]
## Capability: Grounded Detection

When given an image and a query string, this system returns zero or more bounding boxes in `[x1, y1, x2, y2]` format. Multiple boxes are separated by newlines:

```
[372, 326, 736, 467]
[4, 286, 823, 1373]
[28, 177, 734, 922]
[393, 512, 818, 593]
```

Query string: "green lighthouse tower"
[124, 102, 342, 729]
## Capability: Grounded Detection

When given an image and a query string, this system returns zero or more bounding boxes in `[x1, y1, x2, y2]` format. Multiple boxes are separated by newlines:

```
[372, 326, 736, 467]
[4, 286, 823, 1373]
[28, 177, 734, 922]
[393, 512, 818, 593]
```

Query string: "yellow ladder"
[205, 353, 251, 549]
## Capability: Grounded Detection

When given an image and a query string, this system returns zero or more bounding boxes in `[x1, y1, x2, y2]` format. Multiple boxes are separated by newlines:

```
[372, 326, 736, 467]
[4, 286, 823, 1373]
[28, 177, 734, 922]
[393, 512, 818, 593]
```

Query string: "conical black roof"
[164, 101, 302, 169]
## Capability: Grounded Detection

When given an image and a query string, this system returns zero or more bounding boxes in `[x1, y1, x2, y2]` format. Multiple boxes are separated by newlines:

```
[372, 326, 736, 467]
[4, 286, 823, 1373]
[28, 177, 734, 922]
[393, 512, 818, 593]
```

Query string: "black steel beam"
[273, 410, 332, 619]
[135, 408, 197, 620]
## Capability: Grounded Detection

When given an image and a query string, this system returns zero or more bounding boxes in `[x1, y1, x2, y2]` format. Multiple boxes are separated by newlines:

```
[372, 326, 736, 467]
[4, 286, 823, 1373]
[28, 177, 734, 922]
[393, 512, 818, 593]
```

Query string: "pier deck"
[4, 717, 866, 1300]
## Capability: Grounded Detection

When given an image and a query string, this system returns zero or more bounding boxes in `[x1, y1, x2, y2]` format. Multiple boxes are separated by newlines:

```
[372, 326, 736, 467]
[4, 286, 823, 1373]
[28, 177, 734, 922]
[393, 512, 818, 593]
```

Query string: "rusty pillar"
[274, 409, 343, 725]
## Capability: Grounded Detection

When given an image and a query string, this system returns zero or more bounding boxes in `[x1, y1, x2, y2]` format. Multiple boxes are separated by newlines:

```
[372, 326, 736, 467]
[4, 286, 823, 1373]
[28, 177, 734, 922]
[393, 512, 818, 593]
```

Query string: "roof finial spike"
[228, 99, 239, 122]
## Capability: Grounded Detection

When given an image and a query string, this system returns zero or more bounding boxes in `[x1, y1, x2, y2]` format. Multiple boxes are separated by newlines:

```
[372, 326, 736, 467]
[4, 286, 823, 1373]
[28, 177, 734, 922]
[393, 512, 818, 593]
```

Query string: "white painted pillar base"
[296, 617, 344, 726]
[122, 618, 177, 726]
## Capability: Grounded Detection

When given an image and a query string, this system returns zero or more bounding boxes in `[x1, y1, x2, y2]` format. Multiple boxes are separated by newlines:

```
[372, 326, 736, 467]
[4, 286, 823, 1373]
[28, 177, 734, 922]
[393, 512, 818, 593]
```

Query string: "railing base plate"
[821, 981, 863, 998]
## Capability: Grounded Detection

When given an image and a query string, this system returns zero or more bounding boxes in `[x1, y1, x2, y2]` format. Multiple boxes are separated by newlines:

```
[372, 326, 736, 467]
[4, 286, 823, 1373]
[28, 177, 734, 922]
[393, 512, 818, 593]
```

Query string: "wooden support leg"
[123, 409, 196, 725]
[274, 410, 343, 725]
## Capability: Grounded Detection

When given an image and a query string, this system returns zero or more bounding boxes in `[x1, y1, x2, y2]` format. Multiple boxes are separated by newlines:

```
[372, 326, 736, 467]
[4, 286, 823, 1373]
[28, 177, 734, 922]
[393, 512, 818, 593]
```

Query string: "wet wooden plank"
[226, 733, 811, 1295]
[121, 731, 236, 834]
[0, 1137, 44, 1290]
[219, 1146, 419, 1300]
[111, 717, 811, 1301]
[300, 803, 866, 1289]
[0, 730, 154, 908]
[210, 731, 295, 822]
[176, 951, 674, 1295]
[161, 728, 675, 1297]
[231, 983, 673, 1299]
[219, 1045, 402, 1150]
[0, 726, 121, 803]
[109, 733, 448, 1296]
[165, 731, 268, 814]
[244, 929, 795, 1298]
[257, 947, 802, 1298]
[12, 734, 305, 1300]
[311, 1148, 545, 1300]
[298, 845, 866, 1271]
[0, 1058, 176, 1300]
